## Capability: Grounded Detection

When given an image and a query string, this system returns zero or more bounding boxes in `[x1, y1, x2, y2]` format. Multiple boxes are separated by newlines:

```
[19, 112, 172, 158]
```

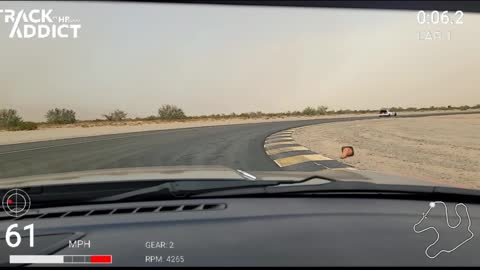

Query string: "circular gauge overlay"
[2, 189, 31, 218]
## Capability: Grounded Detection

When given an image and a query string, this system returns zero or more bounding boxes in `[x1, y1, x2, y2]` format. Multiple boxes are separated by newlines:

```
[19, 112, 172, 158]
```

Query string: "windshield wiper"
[88, 175, 339, 203]
[6, 180, 284, 208]
[87, 180, 282, 203]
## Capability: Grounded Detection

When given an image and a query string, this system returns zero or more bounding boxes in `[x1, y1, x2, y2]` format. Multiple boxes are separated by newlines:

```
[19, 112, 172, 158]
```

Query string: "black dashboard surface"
[0, 197, 479, 266]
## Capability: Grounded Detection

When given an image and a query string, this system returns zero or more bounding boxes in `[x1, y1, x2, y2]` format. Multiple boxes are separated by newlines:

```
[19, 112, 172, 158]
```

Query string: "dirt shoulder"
[293, 114, 480, 189]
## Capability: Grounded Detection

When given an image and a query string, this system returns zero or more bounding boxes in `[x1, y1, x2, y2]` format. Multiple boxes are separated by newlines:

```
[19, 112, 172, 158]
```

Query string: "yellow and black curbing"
[264, 128, 355, 171]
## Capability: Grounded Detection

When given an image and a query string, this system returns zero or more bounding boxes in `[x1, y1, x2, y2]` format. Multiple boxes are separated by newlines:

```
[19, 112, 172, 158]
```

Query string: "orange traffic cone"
[341, 146, 354, 159]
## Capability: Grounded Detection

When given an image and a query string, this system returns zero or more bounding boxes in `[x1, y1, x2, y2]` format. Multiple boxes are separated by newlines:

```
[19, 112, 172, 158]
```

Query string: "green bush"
[9, 121, 38, 131]
[158, 105, 186, 120]
[238, 112, 261, 118]
[0, 109, 22, 129]
[103, 109, 127, 121]
[302, 107, 317, 116]
[45, 108, 76, 124]
[0, 109, 39, 131]
[143, 115, 158, 121]
[316, 106, 328, 115]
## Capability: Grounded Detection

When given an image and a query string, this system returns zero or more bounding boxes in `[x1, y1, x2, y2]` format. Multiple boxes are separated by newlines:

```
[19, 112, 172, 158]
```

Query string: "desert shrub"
[103, 109, 127, 121]
[238, 111, 263, 118]
[316, 106, 328, 115]
[158, 105, 186, 120]
[144, 115, 158, 121]
[249, 111, 263, 118]
[302, 107, 317, 116]
[390, 107, 405, 112]
[10, 121, 38, 131]
[45, 108, 76, 124]
[0, 109, 22, 129]
[336, 109, 353, 114]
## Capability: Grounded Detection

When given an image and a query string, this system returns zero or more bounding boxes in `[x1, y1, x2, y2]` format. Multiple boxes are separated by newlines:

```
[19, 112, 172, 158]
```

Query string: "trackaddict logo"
[0, 9, 81, 39]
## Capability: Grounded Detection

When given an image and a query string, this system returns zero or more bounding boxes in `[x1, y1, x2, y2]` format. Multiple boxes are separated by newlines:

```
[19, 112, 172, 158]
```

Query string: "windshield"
[0, 1, 479, 191]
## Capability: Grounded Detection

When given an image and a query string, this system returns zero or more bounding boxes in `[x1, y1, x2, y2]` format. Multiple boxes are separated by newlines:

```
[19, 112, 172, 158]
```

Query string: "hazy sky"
[1, 1, 479, 121]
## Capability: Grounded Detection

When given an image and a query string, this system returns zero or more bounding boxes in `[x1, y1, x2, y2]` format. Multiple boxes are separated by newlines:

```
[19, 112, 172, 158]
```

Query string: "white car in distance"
[379, 109, 397, 117]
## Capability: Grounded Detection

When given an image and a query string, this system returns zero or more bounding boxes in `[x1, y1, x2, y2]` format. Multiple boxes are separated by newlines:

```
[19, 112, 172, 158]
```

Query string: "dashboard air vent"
[2, 203, 226, 221]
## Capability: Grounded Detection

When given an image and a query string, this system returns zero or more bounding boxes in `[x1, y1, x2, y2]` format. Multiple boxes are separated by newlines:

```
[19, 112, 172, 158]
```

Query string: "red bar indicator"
[9, 255, 113, 264]
[90, 255, 112, 264]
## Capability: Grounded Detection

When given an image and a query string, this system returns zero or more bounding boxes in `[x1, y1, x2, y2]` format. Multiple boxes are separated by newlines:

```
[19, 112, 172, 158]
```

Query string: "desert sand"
[294, 114, 480, 189]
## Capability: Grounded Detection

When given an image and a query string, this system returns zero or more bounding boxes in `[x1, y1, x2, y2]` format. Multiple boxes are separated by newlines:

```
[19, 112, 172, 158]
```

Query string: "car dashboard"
[0, 197, 479, 267]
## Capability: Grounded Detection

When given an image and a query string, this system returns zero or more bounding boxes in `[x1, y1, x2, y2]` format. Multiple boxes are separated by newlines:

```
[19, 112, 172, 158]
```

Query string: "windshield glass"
[0, 1, 479, 192]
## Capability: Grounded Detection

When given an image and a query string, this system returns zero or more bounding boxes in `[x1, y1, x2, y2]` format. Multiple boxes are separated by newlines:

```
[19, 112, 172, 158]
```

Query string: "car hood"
[0, 165, 446, 189]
